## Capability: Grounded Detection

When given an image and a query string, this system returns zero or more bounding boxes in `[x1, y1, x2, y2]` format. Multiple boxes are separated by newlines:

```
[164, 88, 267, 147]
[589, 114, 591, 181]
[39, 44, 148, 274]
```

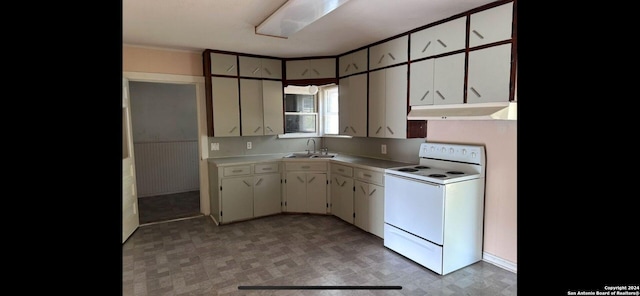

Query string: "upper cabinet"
[211, 76, 240, 137]
[410, 17, 466, 60]
[469, 1, 514, 48]
[369, 35, 408, 70]
[368, 65, 408, 139]
[239, 56, 282, 79]
[467, 43, 512, 104]
[338, 49, 368, 77]
[210, 52, 238, 76]
[286, 58, 336, 80]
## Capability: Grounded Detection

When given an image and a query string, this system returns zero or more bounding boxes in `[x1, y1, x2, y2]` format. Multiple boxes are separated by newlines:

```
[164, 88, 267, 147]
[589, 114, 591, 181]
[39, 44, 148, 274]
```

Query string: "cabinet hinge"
[353, 212, 355, 218]
[284, 179, 287, 184]
[280, 179, 283, 183]
[326, 180, 329, 185]
[353, 186, 355, 192]
[220, 211, 223, 217]
[326, 203, 329, 208]
[220, 186, 222, 191]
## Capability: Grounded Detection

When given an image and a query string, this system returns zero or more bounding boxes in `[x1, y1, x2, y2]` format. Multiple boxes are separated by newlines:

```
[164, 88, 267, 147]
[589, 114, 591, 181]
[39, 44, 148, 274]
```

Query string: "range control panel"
[419, 142, 485, 165]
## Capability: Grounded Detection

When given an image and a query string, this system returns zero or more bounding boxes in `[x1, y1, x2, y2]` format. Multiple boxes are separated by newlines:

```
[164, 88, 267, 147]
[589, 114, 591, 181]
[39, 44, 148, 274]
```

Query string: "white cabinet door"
[285, 172, 307, 212]
[369, 35, 408, 70]
[286, 59, 336, 79]
[212, 77, 240, 137]
[338, 73, 367, 137]
[220, 177, 254, 223]
[433, 53, 465, 105]
[253, 173, 281, 217]
[469, 2, 514, 48]
[240, 79, 264, 136]
[285, 60, 308, 80]
[410, 17, 466, 60]
[409, 59, 435, 106]
[238, 56, 262, 78]
[384, 65, 407, 139]
[339, 49, 367, 77]
[210, 52, 238, 76]
[306, 173, 327, 214]
[331, 174, 354, 223]
[354, 180, 369, 232]
[122, 77, 139, 243]
[467, 44, 512, 104]
[262, 80, 284, 135]
[261, 58, 282, 79]
[354, 180, 383, 238]
[368, 70, 386, 138]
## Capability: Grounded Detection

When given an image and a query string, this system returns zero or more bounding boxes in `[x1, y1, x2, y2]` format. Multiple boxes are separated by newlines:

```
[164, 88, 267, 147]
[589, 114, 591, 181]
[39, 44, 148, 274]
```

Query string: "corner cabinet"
[368, 65, 408, 139]
[285, 58, 336, 80]
[283, 162, 328, 214]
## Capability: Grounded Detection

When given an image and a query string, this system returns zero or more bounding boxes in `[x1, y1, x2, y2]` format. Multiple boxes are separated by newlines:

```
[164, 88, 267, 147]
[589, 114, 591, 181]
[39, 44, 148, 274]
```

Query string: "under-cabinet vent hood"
[407, 102, 517, 120]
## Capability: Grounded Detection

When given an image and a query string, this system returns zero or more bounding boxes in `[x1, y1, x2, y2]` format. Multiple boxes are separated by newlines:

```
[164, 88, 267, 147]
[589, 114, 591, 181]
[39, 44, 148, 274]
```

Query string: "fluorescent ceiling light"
[256, 0, 350, 38]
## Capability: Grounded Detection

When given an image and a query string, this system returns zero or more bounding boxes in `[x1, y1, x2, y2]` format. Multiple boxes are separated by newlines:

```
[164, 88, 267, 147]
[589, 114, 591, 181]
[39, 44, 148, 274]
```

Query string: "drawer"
[254, 163, 279, 174]
[223, 165, 251, 176]
[354, 168, 383, 185]
[285, 162, 326, 171]
[331, 163, 353, 177]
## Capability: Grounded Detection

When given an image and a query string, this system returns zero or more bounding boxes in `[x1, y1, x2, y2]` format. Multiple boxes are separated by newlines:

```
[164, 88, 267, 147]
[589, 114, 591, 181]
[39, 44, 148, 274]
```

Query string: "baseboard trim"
[482, 252, 517, 274]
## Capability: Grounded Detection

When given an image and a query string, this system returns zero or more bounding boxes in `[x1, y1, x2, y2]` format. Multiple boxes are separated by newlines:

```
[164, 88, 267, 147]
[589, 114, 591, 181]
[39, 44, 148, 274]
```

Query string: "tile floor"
[138, 191, 202, 224]
[122, 214, 517, 296]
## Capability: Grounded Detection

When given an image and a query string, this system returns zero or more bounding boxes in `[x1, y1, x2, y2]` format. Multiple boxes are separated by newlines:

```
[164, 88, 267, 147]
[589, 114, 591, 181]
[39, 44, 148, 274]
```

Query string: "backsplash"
[208, 135, 425, 164]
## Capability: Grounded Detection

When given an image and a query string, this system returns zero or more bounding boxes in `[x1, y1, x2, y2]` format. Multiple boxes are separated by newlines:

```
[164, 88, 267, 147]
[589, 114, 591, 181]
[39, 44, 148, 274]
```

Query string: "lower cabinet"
[330, 163, 355, 224]
[253, 172, 282, 218]
[353, 168, 385, 238]
[284, 162, 328, 214]
[220, 176, 254, 222]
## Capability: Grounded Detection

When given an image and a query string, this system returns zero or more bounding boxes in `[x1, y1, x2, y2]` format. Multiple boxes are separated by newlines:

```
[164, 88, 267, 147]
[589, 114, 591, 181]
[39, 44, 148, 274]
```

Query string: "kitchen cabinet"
[330, 163, 354, 224]
[410, 17, 466, 61]
[253, 162, 282, 217]
[240, 79, 284, 136]
[469, 1, 514, 48]
[286, 58, 336, 80]
[338, 73, 367, 137]
[338, 48, 368, 77]
[368, 65, 407, 138]
[239, 56, 282, 79]
[467, 43, 512, 104]
[409, 53, 465, 106]
[211, 76, 240, 137]
[284, 162, 328, 214]
[369, 35, 408, 70]
[353, 168, 384, 238]
[220, 176, 254, 223]
[210, 52, 238, 76]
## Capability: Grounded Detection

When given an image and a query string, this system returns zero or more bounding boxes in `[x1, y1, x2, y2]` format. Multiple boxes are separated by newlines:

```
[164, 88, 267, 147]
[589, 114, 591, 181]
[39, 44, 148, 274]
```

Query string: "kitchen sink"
[283, 152, 337, 159]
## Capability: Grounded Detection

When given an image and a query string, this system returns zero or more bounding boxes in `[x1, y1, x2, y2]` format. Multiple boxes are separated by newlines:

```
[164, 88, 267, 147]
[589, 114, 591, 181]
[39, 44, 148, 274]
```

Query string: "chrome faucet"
[306, 138, 316, 154]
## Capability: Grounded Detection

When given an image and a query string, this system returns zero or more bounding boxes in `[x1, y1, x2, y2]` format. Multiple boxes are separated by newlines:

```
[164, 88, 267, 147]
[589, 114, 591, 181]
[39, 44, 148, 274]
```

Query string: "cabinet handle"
[254, 126, 262, 133]
[266, 126, 274, 132]
[242, 180, 251, 187]
[312, 69, 320, 75]
[345, 64, 351, 72]
[436, 91, 445, 100]
[252, 67, 260, 74]
[229, 126, 237, 133]
[470, 87, 481, 98]
[363, 173, 372, 178]
[343, 126, 349, 133]
[421, 41, 432, 53]
[376, 126, 382, 134]
[387, 126, 394, 135]
[255, 178, 263, 186]
[420, 91, 430, 101]
[264, 68, 272, 75]
[352, 63, 359, 70]
[378, 55, 385, 64]
[436, 39, 447, 48]
[387, 53, 396, 60]
[334, 177, 340, 184]
[369, 188, 377, 196]
[360, 185, 366, 194]
[261, 167, 272, 171]
[472, 30, 484, 39]
[308, 176, 316, 183]
[226, 65, 235, 72]
[350, 126, 356, 133]
[301, 69, 308, 76]
[297, 176, 305, 183]
[232, 169, 242, 173]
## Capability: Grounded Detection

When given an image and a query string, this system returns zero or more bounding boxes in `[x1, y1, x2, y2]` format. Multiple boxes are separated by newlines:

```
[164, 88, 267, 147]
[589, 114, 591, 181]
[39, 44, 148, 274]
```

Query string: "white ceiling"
[123, 0, 498, 58]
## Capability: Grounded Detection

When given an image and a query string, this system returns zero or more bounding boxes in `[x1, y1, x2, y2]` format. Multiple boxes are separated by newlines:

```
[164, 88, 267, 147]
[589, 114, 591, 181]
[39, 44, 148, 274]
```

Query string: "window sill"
[277, 133, 352, 139]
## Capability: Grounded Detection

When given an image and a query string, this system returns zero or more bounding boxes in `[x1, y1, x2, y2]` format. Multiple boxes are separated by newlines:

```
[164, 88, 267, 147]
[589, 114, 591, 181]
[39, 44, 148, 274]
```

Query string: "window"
[283, 85, 318, 136]
[322, 85, 339, 135]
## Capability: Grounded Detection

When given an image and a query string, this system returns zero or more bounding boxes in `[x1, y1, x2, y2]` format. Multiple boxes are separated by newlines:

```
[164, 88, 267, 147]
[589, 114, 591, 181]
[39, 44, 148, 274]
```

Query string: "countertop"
[207, 153, 414, 171]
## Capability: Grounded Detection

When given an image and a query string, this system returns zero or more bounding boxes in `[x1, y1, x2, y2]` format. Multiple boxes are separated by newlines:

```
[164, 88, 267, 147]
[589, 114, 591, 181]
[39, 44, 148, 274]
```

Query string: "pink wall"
[427, 120, 517, 264]
[123, 45, 203, 76]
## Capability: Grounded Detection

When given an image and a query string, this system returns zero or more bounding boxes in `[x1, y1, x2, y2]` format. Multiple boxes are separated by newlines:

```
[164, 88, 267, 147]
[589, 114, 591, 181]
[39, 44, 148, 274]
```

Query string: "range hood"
[407, 102, 517, 120]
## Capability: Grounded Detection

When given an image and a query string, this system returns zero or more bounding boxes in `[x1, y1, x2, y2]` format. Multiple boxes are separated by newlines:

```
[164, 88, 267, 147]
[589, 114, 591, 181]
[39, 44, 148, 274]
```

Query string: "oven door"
[384, 174, 445, 245]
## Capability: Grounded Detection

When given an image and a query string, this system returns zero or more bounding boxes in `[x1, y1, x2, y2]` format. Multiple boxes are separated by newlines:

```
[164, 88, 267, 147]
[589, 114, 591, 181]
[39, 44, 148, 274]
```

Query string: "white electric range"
[383, 142, 486, 275]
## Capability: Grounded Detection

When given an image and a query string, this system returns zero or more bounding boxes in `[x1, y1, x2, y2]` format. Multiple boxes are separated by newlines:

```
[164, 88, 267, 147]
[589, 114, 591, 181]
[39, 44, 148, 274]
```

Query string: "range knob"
[449, 148, 454, 154]
[441, 147, 446, 153]
[462, 149, 467, 155]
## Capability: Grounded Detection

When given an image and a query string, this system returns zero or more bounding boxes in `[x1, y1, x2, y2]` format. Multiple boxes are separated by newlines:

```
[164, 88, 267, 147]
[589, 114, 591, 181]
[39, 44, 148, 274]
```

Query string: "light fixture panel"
[256, 0, 350, 38]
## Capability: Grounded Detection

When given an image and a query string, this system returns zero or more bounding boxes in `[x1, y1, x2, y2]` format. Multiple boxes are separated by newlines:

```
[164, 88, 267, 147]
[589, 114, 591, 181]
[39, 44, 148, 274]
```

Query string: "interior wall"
[323, 137, 425, 164]
[123, 45, 203, 76]
[208, 136, 322, 158]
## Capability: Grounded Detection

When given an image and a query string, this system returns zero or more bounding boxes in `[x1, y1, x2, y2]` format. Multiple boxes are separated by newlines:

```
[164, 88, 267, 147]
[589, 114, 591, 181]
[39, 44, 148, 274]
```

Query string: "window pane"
[285, 114, 316, 133]
[285, 94, 315, 112]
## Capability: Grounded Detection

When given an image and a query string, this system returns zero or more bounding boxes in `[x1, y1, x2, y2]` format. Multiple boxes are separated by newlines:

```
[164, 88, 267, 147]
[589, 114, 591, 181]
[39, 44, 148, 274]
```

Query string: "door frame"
[123, 71, 210, 216]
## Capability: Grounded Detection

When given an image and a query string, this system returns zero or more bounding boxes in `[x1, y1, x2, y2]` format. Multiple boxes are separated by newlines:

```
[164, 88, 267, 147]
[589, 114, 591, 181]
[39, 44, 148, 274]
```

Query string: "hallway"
[138, 190, 201, 224]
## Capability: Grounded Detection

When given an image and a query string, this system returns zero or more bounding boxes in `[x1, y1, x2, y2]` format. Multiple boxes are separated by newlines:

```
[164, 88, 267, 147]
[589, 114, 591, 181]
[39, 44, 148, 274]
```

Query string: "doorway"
[129, 81, 202, 224]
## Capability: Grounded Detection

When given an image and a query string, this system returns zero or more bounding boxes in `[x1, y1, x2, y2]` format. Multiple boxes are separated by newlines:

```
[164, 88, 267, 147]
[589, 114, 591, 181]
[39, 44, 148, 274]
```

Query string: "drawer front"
[223, 165, 251, 176]
[354, 168, 383, 185]
[331, 163, 353, 177]
[254, 163, 279, 174]
[286, 162, 327, 171]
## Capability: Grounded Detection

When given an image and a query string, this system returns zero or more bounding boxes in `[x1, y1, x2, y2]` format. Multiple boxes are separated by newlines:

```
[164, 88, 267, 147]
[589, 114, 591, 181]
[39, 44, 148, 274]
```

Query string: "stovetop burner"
[428, 174, 447, 178]
[446, 171, 464, 175]
[414, 166, 430, 169]
[398, 168, 419, 172]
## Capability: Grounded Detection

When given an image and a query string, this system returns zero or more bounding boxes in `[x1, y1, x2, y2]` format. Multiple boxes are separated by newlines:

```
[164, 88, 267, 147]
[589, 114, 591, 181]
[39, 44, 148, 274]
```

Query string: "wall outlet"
[381, 144, 387, 154]
[211, 143, 219, 151]
[247, 142, 252, 149]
